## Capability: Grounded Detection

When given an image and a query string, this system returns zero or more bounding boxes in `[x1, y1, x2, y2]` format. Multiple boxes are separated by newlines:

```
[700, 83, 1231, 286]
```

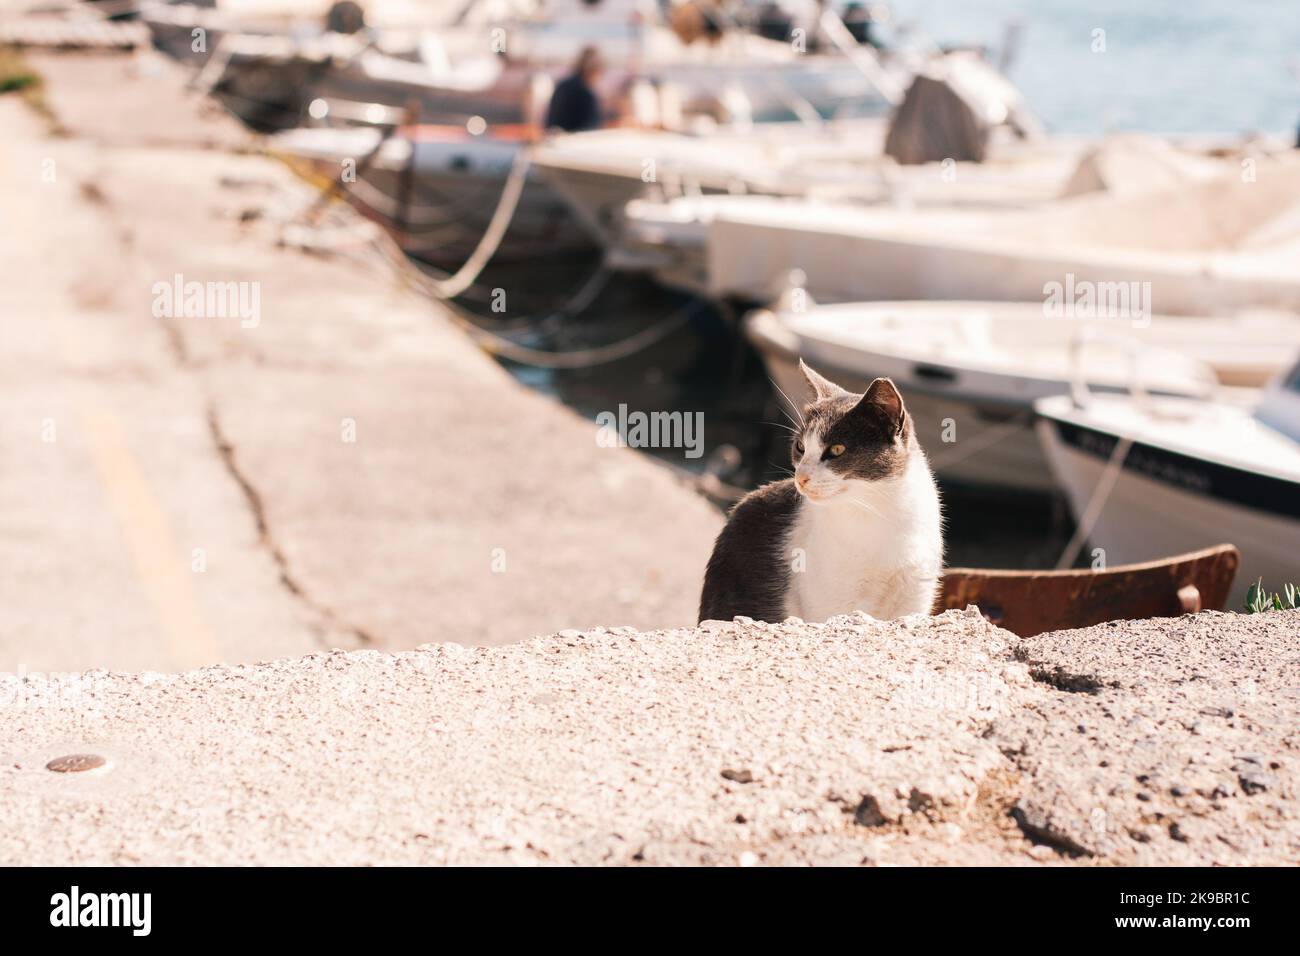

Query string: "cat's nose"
[796, 474, 810, 489]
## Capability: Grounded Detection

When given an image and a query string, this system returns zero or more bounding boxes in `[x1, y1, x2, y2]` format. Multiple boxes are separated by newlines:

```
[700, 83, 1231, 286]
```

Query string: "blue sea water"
[885, 0, 1300, 135]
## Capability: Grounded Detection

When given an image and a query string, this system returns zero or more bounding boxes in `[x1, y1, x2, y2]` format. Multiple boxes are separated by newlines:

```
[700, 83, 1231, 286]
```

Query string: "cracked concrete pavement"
[1, 608, 1295, 865]
[1, 50, 721, 673]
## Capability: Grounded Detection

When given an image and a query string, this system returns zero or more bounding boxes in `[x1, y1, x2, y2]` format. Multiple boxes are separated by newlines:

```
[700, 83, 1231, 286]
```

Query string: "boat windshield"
[1256, 356, 1300, 445]
[1285, 361, 1300, 394]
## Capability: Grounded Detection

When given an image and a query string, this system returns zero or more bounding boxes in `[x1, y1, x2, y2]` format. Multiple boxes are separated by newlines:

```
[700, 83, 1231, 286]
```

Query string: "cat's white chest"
[783, 469, 942, 623]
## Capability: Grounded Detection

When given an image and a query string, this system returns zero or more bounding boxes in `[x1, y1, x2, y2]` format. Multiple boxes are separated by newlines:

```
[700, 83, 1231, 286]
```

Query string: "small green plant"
[0, 46, 62, 134]
[1244, 578, 1299, 613]
[0, 46, 39, 94]
[0, 71, 38, 93]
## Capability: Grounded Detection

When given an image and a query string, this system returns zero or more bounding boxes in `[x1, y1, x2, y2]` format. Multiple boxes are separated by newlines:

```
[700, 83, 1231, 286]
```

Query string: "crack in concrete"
[205, 407, 376, 648]
[74, 169, 377, 652]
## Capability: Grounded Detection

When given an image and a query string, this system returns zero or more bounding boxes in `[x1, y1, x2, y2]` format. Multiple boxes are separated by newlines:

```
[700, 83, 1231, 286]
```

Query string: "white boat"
[533, 117, 1081, 252]
[745, 300, 1300, 492]
[213, 0, 921, 261]
[1035, 356, 1300, 607]
[139, 0, 447, 64]
[533, 46, 1068, 253]
[192, 28, 514, 132]
[623, 154, 1300, 313]
[188, 0, 910, 132]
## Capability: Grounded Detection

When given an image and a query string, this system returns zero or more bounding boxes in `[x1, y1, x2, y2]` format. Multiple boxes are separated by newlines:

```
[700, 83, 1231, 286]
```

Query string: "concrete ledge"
[2, 608, 1295, 865]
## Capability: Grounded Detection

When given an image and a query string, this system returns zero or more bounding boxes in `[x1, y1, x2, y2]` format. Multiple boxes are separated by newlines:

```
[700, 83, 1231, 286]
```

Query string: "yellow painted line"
[25, 131, 219, 670]
[50, 316, 220, 671]
[74, 403, 222, 670]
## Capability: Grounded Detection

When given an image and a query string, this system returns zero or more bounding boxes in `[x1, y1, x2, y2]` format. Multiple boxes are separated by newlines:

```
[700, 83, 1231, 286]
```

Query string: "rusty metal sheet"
[938, 544, 1240, 637]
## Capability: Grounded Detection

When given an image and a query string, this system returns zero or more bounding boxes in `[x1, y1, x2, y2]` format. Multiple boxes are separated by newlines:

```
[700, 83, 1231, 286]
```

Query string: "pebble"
[854, 795, 888, 828]
[1238, 771, 1275, 795]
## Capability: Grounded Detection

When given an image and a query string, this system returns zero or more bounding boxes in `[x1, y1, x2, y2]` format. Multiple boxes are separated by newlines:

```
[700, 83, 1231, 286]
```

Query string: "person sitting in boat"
[324, 0, 367, 36]
[755, 2, 793, 42]
[544, 47, 605, 133]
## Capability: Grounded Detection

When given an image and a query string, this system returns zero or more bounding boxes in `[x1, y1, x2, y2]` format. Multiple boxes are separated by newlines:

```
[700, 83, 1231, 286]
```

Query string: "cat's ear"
[799, 359, 848, 403]
[856, 378, 906, 436]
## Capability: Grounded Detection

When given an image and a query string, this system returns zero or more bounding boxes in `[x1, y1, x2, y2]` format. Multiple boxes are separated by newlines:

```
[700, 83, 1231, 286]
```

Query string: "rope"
[364, 210, 702, 369]
[280, 137, 695, 369]
[415, 145, 533, 299]
[375, 235, 611, 327]
[1054, 433, 1135, 570]
[926, 410, 1032, 471]
[190, 34, 235, 95]
[446, 298, 701, 369]
[342, 175, 481, 228]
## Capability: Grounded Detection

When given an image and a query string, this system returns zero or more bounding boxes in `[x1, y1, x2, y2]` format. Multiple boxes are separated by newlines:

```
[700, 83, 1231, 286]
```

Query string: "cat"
[699, 360, 943, 624]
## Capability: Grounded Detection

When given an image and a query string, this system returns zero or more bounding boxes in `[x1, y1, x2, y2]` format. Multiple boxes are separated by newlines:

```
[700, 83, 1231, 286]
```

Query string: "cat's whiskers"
[762, 421, 799, 435]
[768, 377, 805, 428]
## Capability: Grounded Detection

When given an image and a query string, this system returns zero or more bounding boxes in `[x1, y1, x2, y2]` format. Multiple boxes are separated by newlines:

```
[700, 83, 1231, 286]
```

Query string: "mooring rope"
[381, 238, 699, 367]
[925, 410, 1034, 472]
[280, 133, 698, 369]
[445, 297, 702, 369]
[432, 260, 613, 329]
[1053, 433, 1135, 570]
[356, 201, 702, 369]
[414, 145, 533, 299]
[340, 175, 484, 228]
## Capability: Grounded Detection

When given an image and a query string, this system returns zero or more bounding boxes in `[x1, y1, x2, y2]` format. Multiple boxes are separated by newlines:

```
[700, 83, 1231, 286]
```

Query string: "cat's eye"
[794, 439, 805, 454]
[828, 444, 846, 458]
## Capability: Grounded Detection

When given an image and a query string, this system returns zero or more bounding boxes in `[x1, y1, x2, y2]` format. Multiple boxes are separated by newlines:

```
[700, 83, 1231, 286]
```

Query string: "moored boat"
[533, 117, 1080, 253]
[746, 300, 1300, 492]
[621, 153, 1300, 312]
[1035, 355, 1300, 607]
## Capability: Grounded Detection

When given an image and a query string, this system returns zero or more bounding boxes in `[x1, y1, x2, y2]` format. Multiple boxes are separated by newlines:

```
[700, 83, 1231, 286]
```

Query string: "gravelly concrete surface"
[1, 608, 1295, 866]
[1000, 611, 1300, 863]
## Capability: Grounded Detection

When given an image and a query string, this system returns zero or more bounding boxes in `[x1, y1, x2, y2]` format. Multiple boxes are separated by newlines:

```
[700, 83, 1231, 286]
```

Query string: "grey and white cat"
[699, 361, 943, 624]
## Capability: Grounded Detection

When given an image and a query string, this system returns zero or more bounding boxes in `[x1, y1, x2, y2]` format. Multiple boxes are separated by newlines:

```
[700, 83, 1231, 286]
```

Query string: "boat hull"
[703, 203, 1300, 315]
[1037, 413, 1300, 607]
[536, 162, 661, 246]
